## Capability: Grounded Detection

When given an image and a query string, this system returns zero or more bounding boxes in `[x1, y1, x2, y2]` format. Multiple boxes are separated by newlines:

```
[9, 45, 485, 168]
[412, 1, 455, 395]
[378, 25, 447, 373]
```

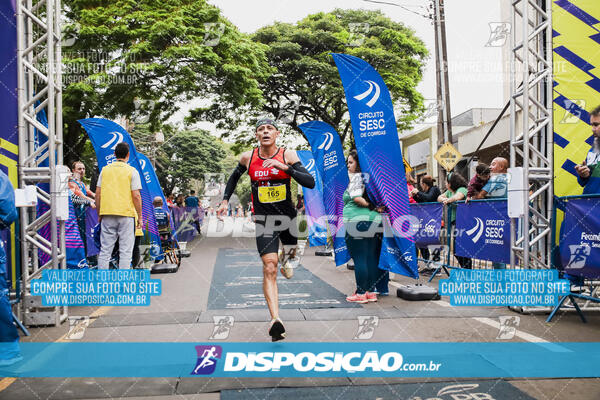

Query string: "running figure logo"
[354, 316, 379, 340]
[191, 345, 222, 375]
[497, 316, 520, 340]
[209, 316, 234, 340]
[485, 22, 511, 47]
[566, 244, 590, 269]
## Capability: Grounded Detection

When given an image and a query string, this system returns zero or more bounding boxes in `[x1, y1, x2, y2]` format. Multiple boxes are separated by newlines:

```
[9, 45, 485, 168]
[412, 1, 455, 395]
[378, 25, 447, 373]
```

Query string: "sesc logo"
[317, 132, 335, 151]
[139, 158, 146, 170]
[305, 159, 315, 171]
[422, 218, 437, 236]
[466, 217, 485, 243]
[101, 131, 124, 150]
[191, 345, 222, 375]
[353, 80, 380, 108]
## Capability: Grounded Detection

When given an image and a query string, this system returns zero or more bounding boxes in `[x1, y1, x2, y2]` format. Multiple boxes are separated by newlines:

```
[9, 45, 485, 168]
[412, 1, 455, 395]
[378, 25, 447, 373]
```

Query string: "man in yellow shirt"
[95, 142, 143, 269]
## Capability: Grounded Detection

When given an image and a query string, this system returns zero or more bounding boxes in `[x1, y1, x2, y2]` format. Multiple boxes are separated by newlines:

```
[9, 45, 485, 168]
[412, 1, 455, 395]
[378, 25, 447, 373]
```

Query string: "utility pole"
[433, 0, 452, 183]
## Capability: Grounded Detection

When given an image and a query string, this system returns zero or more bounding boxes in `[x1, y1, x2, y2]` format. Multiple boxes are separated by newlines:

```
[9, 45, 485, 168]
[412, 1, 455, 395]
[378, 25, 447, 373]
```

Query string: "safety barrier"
[547, 194, 600, 322]
[410, 196, 600, 322]
[412, 200, 511, 282]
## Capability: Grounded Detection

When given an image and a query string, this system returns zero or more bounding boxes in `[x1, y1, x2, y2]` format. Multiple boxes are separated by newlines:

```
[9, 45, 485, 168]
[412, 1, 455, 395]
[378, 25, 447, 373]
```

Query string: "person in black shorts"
[217, 117, 315, 341]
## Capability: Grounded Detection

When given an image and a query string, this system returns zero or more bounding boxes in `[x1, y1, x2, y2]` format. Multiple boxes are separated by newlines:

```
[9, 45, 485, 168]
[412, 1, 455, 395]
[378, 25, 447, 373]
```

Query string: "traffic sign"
[434, 142, 462, 172]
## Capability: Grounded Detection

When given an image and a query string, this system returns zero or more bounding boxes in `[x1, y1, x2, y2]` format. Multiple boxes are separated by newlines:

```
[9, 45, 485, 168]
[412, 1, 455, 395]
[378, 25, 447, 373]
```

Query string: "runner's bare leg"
[261, 253, 279, 319]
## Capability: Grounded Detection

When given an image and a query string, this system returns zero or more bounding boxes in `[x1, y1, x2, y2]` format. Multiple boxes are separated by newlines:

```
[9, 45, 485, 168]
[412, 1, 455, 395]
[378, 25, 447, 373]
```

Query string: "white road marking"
[390, 280, 568, 350]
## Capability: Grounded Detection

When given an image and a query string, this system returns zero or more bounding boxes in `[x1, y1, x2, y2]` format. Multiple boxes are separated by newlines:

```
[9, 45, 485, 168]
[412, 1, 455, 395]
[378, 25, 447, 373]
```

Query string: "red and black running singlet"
[248, 147, 296, 217]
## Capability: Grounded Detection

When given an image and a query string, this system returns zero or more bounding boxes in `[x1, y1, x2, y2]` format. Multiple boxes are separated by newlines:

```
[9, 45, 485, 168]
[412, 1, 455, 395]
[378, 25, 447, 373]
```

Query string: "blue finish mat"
[207, 248, 359, 310]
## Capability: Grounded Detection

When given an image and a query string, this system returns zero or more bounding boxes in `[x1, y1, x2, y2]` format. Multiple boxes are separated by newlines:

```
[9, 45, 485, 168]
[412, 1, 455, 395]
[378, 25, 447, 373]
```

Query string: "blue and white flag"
[137, 152, 177, 241]
[332, 53, 417, 278]
[296, 150, 328, 247]
[78, 118, 161, 255]
[299, 121, 351, 266]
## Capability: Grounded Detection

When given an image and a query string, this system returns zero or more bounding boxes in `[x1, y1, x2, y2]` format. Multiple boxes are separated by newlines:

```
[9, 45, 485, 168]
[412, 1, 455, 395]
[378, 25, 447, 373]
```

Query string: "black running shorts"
[254, 217, 297, 256]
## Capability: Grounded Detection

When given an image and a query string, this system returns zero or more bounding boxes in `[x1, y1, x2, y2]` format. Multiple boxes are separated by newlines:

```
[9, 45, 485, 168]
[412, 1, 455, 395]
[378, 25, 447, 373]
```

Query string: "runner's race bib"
[258, 185, 286, 203]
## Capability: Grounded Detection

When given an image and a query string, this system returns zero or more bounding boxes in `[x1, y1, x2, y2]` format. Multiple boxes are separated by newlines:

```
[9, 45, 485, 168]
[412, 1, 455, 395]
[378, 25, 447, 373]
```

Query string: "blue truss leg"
[546, 294, 569, 323]
[12, 311, 29, 336]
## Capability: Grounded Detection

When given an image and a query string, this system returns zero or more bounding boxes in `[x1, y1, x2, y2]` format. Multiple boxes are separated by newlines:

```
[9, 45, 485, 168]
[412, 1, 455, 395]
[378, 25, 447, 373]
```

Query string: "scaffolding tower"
[509, 0, 554, 270]
[16, 0, 67, 325]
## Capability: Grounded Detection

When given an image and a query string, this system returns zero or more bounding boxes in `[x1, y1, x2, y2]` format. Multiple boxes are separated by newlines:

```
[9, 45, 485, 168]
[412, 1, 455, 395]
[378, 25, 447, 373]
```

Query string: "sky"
[207, 0, 508, 125]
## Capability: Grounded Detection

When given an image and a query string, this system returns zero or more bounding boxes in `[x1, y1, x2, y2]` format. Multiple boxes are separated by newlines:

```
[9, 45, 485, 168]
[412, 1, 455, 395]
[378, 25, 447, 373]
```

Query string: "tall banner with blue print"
[296, 150, 328, 247]
[78, 118, 161, 255]
[455, 200, 510, 264]
[332, 53, 417, 278]
[299, 121, 350, 266]
[0, 0, 19, 292]
[410, 203, 443, 246]
[559, 197, 600, 279]
[137, 152, 177, 241]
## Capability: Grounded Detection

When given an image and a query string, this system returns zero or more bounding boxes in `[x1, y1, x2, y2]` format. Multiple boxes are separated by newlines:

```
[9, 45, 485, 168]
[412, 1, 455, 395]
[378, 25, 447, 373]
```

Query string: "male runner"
[217, 117, 315, 341]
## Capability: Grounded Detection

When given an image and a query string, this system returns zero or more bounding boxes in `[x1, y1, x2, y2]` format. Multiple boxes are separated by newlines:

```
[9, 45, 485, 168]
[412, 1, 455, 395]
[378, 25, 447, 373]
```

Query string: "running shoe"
[268, 318, 286, 342]
[278, 247, 297, 279]
[346, 292, 368, 304]
[366, 292, 378, 302]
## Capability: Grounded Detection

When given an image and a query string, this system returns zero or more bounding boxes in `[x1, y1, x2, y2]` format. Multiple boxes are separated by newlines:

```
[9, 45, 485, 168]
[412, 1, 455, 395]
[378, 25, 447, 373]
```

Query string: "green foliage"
[232, 8, 429, 146]
[61, 0, 270, 163]
[149, 127, 227, 195]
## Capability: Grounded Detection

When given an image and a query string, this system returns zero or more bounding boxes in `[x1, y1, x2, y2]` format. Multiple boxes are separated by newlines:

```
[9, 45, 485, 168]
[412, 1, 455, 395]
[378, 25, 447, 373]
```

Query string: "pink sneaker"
[366, 292, 378, 302]
[346, 292, 368, 304]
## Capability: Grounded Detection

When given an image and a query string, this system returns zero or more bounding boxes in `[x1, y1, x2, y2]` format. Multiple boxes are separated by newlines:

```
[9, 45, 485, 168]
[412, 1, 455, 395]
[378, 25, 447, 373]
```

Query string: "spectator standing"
[69, 161, 96, 255]
[467, 163, 491, 199]
[406, 172, 417, 204]
[411, 175, 441, 260]
[474, 157, 509, 269]
[166, 193, 175, 208]
[96, 143, 142, 270]
[185, 190, 200, 208]
[438, 172, 472, 269]
[185, 190, 202, 233]
[296, 194, 305, 215]
[0, 170, 20, 365]
[474, 158, 508, 200]
[575, 105, 600, 194]
[344, 150, 388, 303]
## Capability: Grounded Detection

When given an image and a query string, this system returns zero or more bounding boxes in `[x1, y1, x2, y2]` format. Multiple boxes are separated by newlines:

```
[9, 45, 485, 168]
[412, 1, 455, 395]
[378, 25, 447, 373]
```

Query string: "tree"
[61, 0, 271, 163]
[209, 9, 427, 146]
[153, 128, 226, 195]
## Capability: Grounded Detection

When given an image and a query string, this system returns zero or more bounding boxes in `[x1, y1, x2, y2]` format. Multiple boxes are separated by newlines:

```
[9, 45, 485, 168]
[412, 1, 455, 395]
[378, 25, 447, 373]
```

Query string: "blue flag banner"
[137, 152, 178, 242]
[296, 150, 328, 247]
[0, 0, 19, 292]
[298, 121, 350, 266]
[559, 197, 600, 279]
[78, 118, 161, 254]
[455, 200, 510, 263]
[332, 53, 417, 278]
[85, 207, 99, 257]
[410, 203, 443, 246]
